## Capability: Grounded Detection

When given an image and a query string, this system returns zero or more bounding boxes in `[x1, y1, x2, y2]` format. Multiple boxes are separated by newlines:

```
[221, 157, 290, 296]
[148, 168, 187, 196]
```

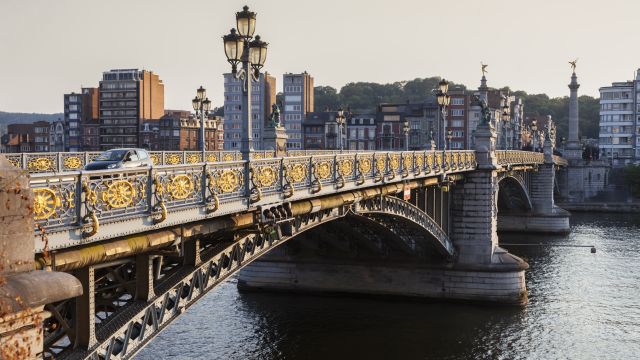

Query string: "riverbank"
[557, 202, 640, 213]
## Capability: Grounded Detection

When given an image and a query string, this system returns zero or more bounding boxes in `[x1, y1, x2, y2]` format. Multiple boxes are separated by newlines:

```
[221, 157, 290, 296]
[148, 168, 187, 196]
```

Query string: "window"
[285, 95, 301, 102]
[451, 109, 464, 116]
[451, 98, 464, 105]
[451, 120, 464, 127]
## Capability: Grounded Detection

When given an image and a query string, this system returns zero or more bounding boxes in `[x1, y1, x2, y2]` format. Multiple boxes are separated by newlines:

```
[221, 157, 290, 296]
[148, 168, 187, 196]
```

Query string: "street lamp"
[192, 87, 211, 160]
[501, 101, 510, 150]
[436, 79, 450, 151]
[403, 120, 410, 151]
[336, 107, 346, 152]
[222, 5, 269, 160]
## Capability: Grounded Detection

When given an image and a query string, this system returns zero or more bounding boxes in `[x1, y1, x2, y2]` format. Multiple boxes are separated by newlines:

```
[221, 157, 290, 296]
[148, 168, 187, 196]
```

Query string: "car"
[84, 148, 153, 170]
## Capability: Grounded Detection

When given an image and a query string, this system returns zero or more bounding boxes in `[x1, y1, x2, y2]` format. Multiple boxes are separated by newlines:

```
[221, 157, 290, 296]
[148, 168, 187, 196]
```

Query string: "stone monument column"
[565, 71, 582, 160]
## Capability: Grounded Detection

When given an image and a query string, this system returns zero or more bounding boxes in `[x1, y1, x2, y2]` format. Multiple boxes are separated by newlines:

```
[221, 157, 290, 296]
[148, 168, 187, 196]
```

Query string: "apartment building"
[283, 72, 314, 150]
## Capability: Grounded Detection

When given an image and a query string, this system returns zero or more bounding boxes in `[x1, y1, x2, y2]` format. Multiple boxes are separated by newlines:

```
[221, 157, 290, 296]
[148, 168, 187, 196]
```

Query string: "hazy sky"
[0, 0, 638, 113]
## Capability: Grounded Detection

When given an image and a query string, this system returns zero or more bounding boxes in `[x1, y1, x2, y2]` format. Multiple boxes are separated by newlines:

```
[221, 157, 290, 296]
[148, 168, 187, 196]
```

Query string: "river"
[136, 213, 640, 360]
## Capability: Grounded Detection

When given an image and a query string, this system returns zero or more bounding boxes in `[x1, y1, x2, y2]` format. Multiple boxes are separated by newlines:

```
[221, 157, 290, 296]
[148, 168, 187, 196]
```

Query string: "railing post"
[57, 152, 63, 172]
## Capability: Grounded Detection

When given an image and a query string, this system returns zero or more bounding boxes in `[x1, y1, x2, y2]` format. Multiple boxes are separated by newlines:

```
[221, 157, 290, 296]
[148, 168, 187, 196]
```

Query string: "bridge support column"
[498, 142, 570, 234]
[447, 124, 528, 303]
[0, 155, 82, 358]
[74, 266, 97, 349]
[183, 238, 201, 266]
[135, 254, 156, 301]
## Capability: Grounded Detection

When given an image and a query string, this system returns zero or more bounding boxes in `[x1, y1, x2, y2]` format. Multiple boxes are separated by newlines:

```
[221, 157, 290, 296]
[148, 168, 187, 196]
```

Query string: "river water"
[136, 213, 640, 360]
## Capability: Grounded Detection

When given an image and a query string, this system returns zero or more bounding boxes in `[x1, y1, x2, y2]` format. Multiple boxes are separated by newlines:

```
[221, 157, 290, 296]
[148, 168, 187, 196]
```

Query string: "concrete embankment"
[557, 202, 640, 213]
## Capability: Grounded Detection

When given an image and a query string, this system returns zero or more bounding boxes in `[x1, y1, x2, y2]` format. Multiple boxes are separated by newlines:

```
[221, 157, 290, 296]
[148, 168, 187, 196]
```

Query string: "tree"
[313, 86, 339, 111]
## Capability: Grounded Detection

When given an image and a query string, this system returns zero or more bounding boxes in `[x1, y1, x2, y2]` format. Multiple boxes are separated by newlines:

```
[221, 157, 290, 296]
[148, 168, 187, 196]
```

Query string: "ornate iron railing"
[495, 150, 544, 166]
[29, 150, 479, 252]
[4, 150, 369, 173]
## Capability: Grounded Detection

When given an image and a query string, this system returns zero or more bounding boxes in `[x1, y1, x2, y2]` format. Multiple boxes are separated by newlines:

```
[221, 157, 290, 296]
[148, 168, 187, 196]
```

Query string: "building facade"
[99, 69, 164, 150]
[64, 87, 99, 151]
[599, 71, 640, 165]
[158, 110, 224, 151]
[223, 72, 275, 150]
[49, 120, 65, 152]
[347, 114, 376, 150]
[283, 72, 314, 150]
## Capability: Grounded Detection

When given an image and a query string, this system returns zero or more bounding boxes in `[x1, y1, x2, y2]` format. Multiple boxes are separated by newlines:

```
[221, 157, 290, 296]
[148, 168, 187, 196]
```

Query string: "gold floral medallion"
[168, 175, 194, 200]
[255, 166, 277, 187]
[358, 158, 372, 174]
[315, 161, 331, 179]
[166, 154, 181, 165]
[28, 157, 54, 171]
[103, 180, 136, 208]
[186, 154, 200, 164]
[218, 170, 240, 193]
[338, 160, 354, 176]
[33, 188, 60, 220]
[288, 163, 307, 183]
[63, 157, 82, 169]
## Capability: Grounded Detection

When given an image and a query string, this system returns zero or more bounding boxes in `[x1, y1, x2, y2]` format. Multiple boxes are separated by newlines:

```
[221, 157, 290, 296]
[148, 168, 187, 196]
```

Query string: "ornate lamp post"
[403, 120, 410, 151]
[222, 6, 269, 161]
[435, 79, 450, 150]
[336, 107, 346, 152]
[501, 101, 510, 150]
[191, 86, 211, 160]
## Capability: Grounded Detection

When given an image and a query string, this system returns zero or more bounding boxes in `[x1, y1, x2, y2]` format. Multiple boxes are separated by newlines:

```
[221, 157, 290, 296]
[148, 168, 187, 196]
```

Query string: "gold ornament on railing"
[168, 174, 194, 200]
[186, 154, 200, 164]
[255, 166, 277, 188]
[103, 180, 136, 208]
[206, 153, 219, 162]
[389, 155, 400, 171]
[222, 153, 234, 162]
[150, 154, 161, 165]
[315, 161, 332, 180]
[28, 157, 54, 171]
[166, 154, 181, 165]
[337, 159, 354, 177]
[217, 170, 241, 193]
[7, 158, 20, 168]
[33, 188, 60, 220]
[63, 156, 82, 170]
[288, 163, 307, 183]
[358, 158, 372, 175]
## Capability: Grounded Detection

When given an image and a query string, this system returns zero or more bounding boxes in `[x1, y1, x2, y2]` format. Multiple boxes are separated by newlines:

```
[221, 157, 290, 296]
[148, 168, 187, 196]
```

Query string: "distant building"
[598, 71, 640, 165]
[33, 121, 50, 152]
[302, 110, 348, 150]
[64, 87, 99, 151]
[283, 72, 314, 150]
[49, 120, 65, 152]
[223, 72, 275, 150]
[99, 69, 164, 150]
[158, 110, 224, 151]
[2, 123, 35, 153]
[347, 113, 376, 151]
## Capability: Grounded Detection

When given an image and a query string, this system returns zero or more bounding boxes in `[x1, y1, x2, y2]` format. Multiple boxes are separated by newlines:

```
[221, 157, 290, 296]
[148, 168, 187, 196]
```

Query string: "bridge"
[0, 129, 569, 359]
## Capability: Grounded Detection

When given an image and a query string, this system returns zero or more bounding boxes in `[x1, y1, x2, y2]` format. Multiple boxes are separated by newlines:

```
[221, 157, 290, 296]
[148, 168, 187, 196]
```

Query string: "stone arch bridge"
[1, 142, 568, 359]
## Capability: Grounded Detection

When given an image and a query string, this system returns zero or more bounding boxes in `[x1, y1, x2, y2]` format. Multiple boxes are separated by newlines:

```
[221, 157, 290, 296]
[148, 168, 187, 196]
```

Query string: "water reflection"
[136, 213, 640, 360]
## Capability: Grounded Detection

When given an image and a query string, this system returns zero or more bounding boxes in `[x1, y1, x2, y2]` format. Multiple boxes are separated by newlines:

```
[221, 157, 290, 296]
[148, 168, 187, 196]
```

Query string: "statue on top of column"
[268, 103, 281, 128]
[569, 59, 578, 73]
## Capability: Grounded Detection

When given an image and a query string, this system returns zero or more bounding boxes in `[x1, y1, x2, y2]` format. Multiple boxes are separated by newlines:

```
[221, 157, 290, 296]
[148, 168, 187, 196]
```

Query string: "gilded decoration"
[435, 153, 443, 167]
[207, 154, 218, 162]
[337, 159, 354, 177]
[403, 156, 412, 170]
[389, 155, 400, 170]
[255, 166, 277, 188]
[426, 153, 434, 167]
[33, 188, 60, 220]
[168, 174, 194, 200]
[315, 161, 332, 179]
[375, 156, 386, 172]
[186, 154, 200, 164]
[7, 158, 20, 168]
[166, 154, 182, 165]
[358, 158, 372, 174]
[288, 163, 307, 183]
[28, 157, 54, 171]
[103, 180, 136, 209]
[253, 153, 264, 159]
[218, 170, 241, 193]
[222, 153, 234, 162]
[63, 156, 82, 169]
[150, 154, 161, 165]
[416, 154, 424, 168]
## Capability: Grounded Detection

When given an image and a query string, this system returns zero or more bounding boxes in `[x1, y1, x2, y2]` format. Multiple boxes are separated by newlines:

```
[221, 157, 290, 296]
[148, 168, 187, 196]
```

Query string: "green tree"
[313, 86, 340, 111]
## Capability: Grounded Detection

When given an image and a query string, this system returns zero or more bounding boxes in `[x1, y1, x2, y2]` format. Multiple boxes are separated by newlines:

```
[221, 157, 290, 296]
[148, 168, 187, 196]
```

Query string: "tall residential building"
[98, 69, 164, 150]
[158, 110, 224, 151]
[222, 72, 276, 150]
[64, 87, 99, 151]
[283, 72, 314, 150]
[599, 71, 640, 165]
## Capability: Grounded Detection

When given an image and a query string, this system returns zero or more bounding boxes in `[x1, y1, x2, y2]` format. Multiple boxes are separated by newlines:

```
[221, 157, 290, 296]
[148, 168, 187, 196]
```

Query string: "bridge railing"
[4, 150, 374, 173]
[29, 150, 478, 251]
[552, 155, 568, 167]
[495, 150, 544, 166]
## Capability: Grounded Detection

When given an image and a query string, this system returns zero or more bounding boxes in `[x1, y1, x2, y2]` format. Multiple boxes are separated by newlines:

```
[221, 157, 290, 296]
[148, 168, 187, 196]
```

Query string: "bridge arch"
[497, 174, 533, 213]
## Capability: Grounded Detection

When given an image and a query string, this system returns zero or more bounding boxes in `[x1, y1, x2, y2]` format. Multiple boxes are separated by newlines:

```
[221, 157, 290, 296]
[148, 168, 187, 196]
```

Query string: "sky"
[0, 0, 638, 113]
